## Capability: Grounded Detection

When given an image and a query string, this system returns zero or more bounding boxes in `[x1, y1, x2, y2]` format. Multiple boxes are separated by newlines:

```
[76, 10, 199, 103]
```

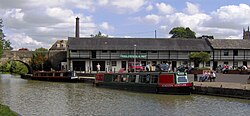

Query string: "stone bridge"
[0, 50, 34, 73]
[0, 50, 67, 74]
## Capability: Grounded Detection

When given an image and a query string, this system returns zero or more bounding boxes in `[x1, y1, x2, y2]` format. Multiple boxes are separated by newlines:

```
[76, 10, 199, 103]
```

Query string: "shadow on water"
[0, 74, 250, 116]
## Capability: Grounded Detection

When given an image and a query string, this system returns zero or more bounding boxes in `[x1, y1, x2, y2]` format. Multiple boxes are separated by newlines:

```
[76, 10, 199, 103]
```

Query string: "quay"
[189, 73, 250, 99]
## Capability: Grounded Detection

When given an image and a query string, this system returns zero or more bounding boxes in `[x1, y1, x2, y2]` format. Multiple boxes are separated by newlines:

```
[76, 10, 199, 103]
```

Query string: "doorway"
[213, 61, 218, 70]
[92, 61, 105, 71]
[172, 61, 177, 71]
[121, 61, 127, 70]
[73, 61, 85, 71]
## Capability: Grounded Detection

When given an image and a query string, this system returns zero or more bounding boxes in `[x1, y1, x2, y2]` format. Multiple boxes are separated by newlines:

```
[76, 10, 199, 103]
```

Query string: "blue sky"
[0, 0, 250, 50]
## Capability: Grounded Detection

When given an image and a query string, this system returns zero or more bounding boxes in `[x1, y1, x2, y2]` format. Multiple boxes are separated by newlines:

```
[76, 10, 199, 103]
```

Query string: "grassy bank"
[0, 104, 18, 116]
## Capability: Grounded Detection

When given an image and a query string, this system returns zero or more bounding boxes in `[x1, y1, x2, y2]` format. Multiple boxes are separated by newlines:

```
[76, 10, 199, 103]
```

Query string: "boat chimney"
[75, 17, 80, 39]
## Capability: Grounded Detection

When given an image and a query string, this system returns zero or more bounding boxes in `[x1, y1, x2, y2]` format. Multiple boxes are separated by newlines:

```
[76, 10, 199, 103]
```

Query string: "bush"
[0, 104, 18, 116]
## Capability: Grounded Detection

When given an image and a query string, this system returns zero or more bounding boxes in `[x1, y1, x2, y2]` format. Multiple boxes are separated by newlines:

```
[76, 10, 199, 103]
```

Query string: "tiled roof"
[49, 40, 67, 51]
[68, 37, 212, 51]
[208, 39, 250, 49]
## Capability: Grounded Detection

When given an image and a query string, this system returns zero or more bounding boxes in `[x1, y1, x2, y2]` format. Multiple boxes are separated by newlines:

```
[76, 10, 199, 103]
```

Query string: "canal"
[0, 74, 249, 116]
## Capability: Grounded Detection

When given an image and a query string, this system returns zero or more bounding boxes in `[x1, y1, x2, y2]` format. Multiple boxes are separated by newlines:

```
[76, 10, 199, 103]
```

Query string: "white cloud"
[98, 0, 109, 6]
[156, 3, 175, 14]
[146, 5, 153, 11]
[185, 2, 200, 14]
[99, 22, 114, 31]
[3, 9, 24, 21]
[5, 33, 49, 50]
[144, 14, 161, 24]
[209, 4, 250, 27]
[111, 0, 146, 14]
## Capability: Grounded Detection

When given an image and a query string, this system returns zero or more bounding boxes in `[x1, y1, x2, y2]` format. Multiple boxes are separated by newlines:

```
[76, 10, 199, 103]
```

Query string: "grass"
[0, 104, 18, 116]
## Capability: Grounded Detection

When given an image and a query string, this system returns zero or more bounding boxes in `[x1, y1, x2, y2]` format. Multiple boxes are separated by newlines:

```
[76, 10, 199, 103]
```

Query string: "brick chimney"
[75, 17, 80, 39]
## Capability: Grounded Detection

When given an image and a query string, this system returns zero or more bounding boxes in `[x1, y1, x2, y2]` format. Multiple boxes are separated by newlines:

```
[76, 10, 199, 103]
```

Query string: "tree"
[0, 19, 13, 51]
[189, 52, 210, 68]
[90, 31, 108, 38]
[169, 27, 196, 38]
[0, 19, 4, 58]
[31, 47, 49, 71]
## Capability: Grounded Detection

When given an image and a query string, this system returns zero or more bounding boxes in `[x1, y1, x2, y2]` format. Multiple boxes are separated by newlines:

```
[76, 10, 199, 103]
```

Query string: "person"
[146, 64, 150, 71]
[211, 71, 216, 82]
[96, 63, 101, 73]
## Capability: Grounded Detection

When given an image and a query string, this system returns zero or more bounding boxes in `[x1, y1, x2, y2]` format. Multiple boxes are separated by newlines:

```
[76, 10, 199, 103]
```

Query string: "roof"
[68, 37, 212, 51]
[208, 39, 250, 49]
[49, 40, 67, 51]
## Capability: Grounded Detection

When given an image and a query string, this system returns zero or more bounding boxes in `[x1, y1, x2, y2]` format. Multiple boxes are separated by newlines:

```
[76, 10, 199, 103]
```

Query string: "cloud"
[110, 0, 147, 14]
[99, 22, 114, 31]
[146, 5, 153, 11]
[156, 3, 175, 14]
[98, 0, 108, 6]
[5, 33, 49, 50]
[205, 4, 250, 29]
[185, 2, 200, 14]
[144, 14, 161, 24]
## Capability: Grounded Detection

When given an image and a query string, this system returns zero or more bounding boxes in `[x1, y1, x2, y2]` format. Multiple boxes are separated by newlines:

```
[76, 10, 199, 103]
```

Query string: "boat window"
[177, 76, 188, 83]
[150, 75, 158, 84]
[129, 75, 136, 82]
[140, 74, 150, 83]
[135, 75, 140, 83]
[120, 75, 128, 82]
[112, 75, 120, 82]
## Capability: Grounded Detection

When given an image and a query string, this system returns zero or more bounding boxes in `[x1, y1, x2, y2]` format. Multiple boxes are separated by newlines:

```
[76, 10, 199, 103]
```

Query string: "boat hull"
[96, 82, 192, 95]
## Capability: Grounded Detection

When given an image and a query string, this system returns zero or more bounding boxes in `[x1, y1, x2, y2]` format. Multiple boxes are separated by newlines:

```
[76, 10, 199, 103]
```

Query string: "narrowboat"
[31, 71, 77, 81]
[95, 72, 193, 95]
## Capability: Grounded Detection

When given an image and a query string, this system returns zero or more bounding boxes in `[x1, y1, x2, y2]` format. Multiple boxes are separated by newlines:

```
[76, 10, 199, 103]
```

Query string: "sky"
[0, 0, 250, 50]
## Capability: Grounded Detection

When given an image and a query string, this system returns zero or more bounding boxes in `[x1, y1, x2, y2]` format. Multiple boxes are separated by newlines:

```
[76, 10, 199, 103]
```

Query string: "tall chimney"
[75, 17, 80, 39]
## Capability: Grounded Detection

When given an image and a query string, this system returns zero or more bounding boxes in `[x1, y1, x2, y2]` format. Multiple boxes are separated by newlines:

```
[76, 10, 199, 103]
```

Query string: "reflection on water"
[0, 74, 250, 116]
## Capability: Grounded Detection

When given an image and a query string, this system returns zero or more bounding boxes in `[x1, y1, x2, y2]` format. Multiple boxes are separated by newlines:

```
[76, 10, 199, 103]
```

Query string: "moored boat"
[31, 71, 77, 81]
[95, 72, 193, 94]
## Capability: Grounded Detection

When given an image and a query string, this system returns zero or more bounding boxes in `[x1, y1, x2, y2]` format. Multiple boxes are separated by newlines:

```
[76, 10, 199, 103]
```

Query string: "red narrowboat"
[95, 72, 193, 95]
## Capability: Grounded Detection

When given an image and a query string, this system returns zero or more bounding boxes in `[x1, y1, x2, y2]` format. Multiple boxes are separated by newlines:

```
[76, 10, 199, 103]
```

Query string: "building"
[67, 37, 211, 72]
[49, 40, 68, 70]
[243, 26, 250, 39]
[208, 39, 250, 69]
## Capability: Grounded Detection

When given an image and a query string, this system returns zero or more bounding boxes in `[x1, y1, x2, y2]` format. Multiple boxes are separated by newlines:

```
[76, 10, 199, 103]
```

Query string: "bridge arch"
[10, 60, 33, 74]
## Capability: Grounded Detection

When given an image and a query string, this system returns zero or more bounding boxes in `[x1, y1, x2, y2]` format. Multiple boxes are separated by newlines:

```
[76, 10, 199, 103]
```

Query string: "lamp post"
[134, 44, 136, 72]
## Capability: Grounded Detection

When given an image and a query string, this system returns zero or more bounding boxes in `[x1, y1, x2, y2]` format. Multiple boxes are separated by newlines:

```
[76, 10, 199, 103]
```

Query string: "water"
[0, 74, 249, 116]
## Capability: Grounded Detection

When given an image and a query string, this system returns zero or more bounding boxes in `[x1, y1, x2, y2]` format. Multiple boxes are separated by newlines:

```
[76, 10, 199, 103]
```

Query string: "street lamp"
[134, 44, 136, 72]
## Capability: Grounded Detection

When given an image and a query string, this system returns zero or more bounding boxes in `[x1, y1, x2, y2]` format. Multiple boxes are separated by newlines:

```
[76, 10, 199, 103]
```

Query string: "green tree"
[189, 52, 210, 68]
[31, 47, 49, 71]
[169, 27, 196, 38]
[0, 19, 5, 58]
[0, 19, 13, 52]
[90, 31, 108, 38]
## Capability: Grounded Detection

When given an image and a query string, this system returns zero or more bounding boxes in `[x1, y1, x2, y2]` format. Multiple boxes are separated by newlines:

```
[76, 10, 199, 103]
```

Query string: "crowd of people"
[199, 70, 217, 82]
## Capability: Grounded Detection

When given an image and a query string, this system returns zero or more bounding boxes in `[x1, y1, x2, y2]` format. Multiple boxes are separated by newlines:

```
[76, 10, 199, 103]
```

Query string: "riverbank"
[0, 104, 18, 116]
[192, 82, 250, 99]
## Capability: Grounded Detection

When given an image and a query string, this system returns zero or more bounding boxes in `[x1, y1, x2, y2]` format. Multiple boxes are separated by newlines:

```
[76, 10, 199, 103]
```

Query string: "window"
[92, 51, 96, 58]
[111, 50, 117, 53]
[151, 51, 157, 53]
[224, 62, 228, 65]
[102, 50, 107, 53]
[111, 61, 117, 66]
[150, 75, 158, 84]
[71, 50, 77, 52]
[205, 61, 210, 67]
[177, 76, 188, 83]
[233, 62, 238, 68]
[233, 50, 238, 56]
[224, 50, 229, 56]
[141, 51, 147, 53]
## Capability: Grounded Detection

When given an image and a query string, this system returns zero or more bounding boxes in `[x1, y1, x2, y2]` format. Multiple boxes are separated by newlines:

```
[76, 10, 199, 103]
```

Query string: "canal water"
[0, 74, 249, 116]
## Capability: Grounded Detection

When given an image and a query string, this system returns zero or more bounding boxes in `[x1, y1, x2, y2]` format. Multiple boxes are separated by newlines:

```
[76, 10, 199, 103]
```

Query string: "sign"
[120, 54, 147, 59]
